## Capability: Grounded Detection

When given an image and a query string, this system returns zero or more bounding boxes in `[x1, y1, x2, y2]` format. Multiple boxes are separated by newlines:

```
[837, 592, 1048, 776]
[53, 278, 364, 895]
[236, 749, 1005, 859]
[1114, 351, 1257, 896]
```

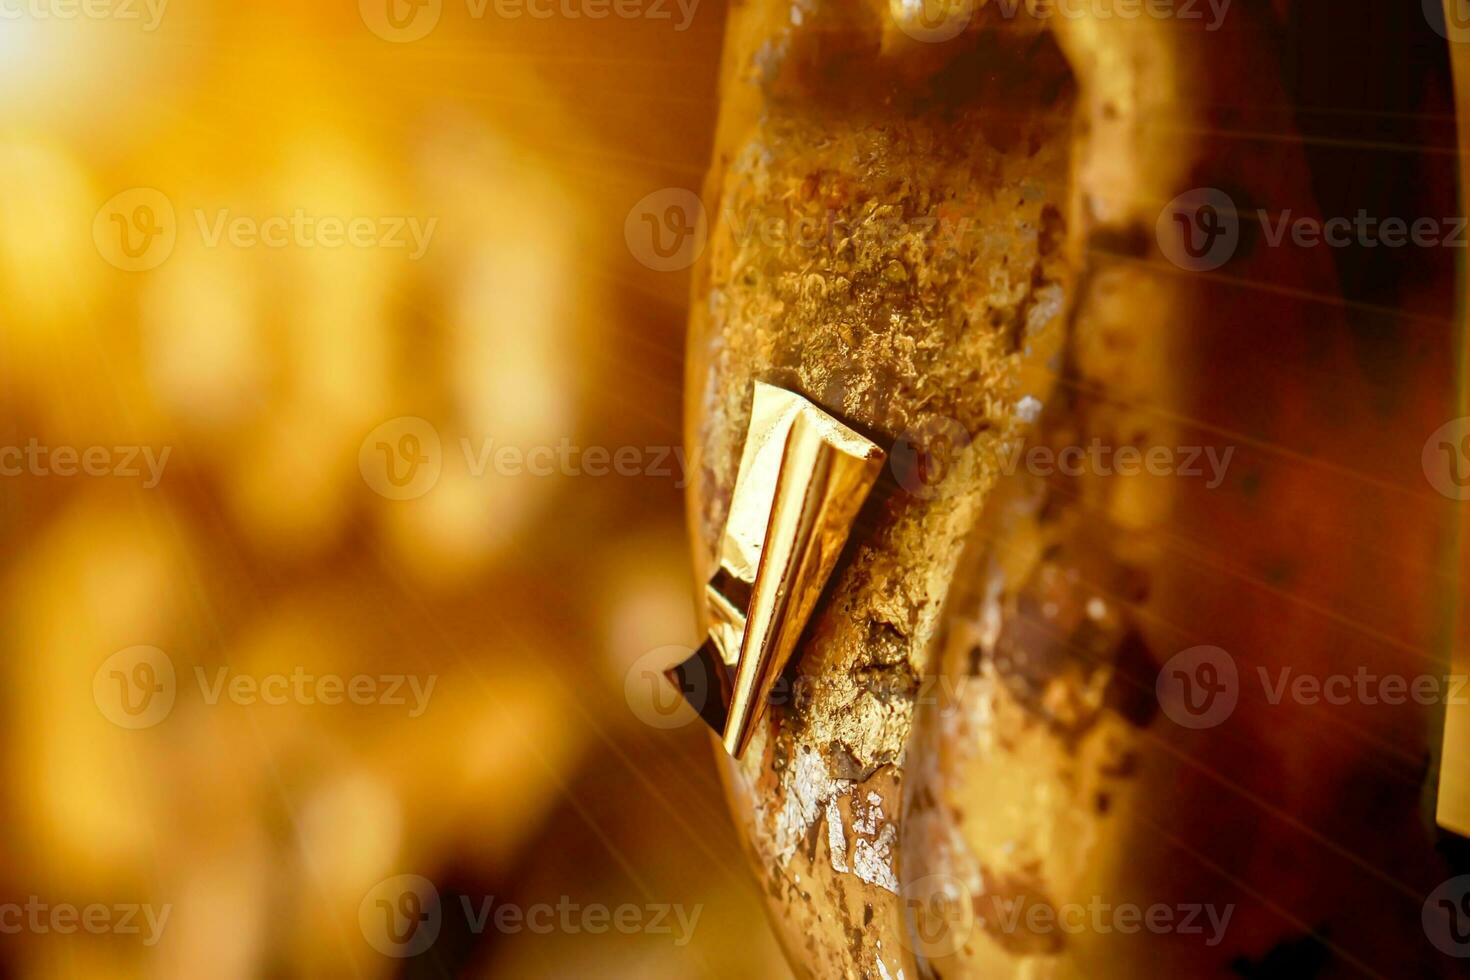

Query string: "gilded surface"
[685, 2, 1078, 974]
[687, 3, 1466, 978]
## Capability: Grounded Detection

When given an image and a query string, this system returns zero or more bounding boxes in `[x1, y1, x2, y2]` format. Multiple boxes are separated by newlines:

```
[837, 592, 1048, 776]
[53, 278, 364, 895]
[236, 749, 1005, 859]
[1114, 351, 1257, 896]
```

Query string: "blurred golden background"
[0, 1, 789, 976]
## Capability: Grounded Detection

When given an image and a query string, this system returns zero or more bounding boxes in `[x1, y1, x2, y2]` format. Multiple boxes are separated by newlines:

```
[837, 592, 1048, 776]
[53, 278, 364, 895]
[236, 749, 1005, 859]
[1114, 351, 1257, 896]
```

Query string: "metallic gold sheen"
[1439, 648, 1470, 835]
[673, 381, 885, 758]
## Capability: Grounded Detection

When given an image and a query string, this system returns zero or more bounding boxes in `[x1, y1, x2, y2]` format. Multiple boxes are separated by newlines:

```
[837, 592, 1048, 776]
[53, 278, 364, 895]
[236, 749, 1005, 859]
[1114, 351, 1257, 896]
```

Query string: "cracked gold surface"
[684, 3, 1077, 975]
[686, 2, 1465, 978]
